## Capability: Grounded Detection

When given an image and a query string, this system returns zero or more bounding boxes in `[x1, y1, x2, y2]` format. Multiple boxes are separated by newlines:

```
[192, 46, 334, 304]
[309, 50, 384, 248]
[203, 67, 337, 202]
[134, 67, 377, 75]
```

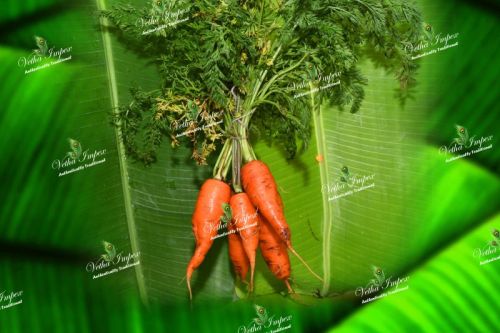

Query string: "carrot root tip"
[285, 280, 294, 294]
[288, 246, 324, 283]
[187, 277, 193, 300]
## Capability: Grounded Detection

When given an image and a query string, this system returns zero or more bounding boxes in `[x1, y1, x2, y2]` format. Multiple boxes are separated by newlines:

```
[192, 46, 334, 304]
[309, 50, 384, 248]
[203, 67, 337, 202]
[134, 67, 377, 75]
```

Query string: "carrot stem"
[240, 139, 252, 163]
[214, 139, 233, 180]
[240, 108, 257, 162]
[288, 245, 324, 282]
[214, 139, 231, 180]
[220, 143, 233, 180]
[240, 137, 256, 163]
[232, 138, 243, 193]
[240, 115, 256, 163]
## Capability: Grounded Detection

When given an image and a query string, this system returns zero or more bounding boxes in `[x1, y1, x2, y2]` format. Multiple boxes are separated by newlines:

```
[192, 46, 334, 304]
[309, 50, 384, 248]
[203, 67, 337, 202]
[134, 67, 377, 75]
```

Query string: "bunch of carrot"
[186, 110, 322, 299]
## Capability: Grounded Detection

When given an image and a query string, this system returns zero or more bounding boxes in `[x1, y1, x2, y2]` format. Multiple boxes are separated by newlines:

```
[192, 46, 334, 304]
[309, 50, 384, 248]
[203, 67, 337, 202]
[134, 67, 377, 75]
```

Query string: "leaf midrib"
[312, 100, 334, 296]
[96, 0, 148, 303]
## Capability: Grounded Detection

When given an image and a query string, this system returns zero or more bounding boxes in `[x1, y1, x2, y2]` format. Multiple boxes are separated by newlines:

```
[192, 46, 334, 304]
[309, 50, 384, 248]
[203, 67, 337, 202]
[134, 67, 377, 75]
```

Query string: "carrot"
[242, 159, 323, 282]
[259, 214, 293, 293]
[186, 178, 231, 300]
[230, 192, 260, 292]
[227, 220, 250, 283]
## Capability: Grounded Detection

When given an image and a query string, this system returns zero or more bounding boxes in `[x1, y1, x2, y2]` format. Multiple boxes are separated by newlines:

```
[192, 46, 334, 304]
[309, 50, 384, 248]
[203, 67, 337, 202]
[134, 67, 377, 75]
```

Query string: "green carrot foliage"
[103, 0, 423, 164]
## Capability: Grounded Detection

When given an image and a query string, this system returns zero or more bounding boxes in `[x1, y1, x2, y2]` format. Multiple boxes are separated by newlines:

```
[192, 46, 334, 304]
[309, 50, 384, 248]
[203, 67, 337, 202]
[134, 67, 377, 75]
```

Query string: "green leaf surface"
[0, 0, 65, 25]
[96, 8, 499, 304]
[421, 0, 500, 171]
[0, 0, 138, 295]
[0, 0, 498, 332]
[328, 214, 500, 333]
[0, 46, 92, 249]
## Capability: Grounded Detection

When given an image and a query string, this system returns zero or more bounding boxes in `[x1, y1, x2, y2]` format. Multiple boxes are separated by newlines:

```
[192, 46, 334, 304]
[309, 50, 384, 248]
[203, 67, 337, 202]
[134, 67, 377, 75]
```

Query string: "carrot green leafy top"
[103, 0, 423, 165]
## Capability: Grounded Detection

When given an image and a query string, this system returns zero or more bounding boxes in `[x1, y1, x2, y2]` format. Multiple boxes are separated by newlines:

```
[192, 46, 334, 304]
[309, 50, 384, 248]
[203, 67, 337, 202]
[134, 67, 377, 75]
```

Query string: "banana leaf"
[0, 0, 498, 332]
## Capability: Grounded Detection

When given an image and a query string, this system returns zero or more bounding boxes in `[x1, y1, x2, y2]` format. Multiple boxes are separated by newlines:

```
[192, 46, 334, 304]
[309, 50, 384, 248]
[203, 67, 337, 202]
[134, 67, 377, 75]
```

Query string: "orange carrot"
[242, 160, 323, 282]
[227, 221, 250, 283]
[186, 178, 231, 300]
[230, 192, 260, 292]
[242, 160, 287, 241]
[259, 215, 293, 293]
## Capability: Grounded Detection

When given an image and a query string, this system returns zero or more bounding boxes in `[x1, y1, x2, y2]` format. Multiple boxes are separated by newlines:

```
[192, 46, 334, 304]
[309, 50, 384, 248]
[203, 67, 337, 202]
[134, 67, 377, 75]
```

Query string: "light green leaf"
[328, 214, 500, 333]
